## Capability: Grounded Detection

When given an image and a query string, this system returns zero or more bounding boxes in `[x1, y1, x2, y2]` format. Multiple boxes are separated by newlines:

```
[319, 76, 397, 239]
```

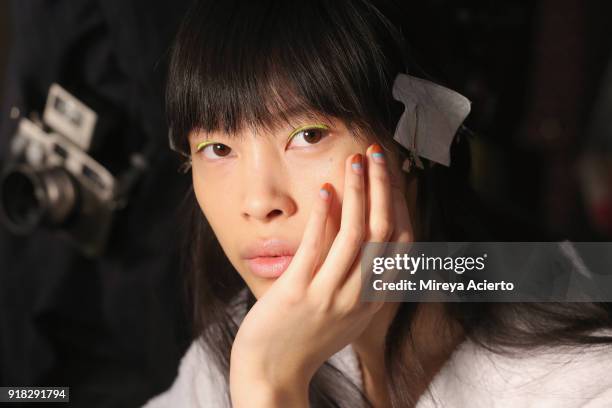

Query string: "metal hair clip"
[391, 73, 471, 172]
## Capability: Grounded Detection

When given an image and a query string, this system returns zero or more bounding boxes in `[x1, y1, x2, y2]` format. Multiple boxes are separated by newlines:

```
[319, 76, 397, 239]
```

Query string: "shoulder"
[141, 340, 230, 408]
[142, 290, 251, 407]
[418, 334, 612, 407]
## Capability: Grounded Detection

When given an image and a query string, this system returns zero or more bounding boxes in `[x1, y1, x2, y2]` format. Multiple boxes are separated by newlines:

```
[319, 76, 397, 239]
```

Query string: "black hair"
[167, 1, 612, 407]
[166, 0, 411, 157]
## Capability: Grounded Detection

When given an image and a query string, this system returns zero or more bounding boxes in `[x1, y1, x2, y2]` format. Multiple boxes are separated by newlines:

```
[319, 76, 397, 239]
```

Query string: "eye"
[287, 125, 330, 148]
[195, 141, 233, 160]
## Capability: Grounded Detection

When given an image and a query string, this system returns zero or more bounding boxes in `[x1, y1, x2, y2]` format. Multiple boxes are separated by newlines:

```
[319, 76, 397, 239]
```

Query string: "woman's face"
[188, 114, 403, 298]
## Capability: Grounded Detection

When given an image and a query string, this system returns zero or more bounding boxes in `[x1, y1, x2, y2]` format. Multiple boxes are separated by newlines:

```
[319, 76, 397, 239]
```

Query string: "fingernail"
[351, 154, 363, 174]
[370, 143, 385, 164]
[319, 182, 331, 200]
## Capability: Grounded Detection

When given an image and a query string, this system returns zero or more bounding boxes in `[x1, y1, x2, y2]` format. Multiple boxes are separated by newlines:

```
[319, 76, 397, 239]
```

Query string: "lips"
[241, 238, 298, 278]
[246, 255, 294, 278]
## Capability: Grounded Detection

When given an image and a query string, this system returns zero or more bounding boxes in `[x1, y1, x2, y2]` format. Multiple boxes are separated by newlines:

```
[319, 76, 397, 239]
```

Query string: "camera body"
[0, 84, 118, 256]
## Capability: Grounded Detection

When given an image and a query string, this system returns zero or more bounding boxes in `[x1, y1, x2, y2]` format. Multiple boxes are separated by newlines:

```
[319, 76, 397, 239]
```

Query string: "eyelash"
[194, 125, 330, 160]
[194, 142, 233, 160]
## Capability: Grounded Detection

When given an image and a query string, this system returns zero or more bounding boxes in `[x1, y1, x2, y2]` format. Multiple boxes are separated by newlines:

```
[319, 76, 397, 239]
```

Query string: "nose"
[240, 146, 296, 222]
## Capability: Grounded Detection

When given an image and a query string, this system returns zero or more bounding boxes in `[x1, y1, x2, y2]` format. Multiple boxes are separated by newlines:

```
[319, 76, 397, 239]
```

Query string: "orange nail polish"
[351, 154, 363, 174]
[319, 182, 332, 200]
[370, 143, 385, 164]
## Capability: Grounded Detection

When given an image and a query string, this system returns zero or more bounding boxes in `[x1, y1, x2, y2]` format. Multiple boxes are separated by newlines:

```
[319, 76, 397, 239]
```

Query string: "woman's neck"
[351, 302, 465, 408]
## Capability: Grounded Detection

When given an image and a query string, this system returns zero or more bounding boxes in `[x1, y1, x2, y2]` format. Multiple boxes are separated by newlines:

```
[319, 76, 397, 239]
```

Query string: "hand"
[229, 143, 414, 407]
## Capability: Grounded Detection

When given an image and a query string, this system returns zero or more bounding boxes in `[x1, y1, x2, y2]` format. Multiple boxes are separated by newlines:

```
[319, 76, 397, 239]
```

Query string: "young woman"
[144, 1, 612, 406]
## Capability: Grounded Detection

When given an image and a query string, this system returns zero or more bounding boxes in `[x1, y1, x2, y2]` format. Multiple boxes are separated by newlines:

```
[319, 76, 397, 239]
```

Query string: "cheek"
[191, 169, 229, 237]
[290, 154, 346, 239]
[327, 158, 346, 234]
[192, 169, 245, 270]
[192, 170, 208, 215]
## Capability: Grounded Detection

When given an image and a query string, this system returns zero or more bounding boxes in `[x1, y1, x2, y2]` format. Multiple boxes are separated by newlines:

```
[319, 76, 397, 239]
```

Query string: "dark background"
[0, 1, 611, 407]
[0, 1, 193, 407]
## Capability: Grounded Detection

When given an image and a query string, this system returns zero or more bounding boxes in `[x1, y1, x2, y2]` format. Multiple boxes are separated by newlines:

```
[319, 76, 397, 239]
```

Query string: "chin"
[243, 275, 276, 299]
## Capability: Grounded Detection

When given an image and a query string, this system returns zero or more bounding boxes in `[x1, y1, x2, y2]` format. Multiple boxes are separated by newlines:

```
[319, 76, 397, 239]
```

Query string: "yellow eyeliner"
[195, 124, 330, 152]
[287, 124, 330, 142]
[195, 140, 216, 153]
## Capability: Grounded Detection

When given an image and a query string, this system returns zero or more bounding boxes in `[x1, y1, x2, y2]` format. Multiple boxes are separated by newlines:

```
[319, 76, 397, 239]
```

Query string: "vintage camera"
[0, 84, 122, 256]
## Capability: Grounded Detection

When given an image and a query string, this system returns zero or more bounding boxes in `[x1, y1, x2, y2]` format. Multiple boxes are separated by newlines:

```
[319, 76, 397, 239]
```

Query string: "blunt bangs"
[166, 0, 409, 155]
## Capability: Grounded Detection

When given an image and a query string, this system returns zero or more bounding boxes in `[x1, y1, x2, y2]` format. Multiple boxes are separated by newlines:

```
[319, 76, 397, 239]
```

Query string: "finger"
[340, 143, 395, 303]
[344, 147, 413, 304]
[345, 230, 411, 306]
[364, 143, 394, 242]
[311, 153, 366, 293]
[341, 240, 391, 306]
[282, 182, 333, 288]
[374, 181, 415, 302]
[341, 242, 400, 307]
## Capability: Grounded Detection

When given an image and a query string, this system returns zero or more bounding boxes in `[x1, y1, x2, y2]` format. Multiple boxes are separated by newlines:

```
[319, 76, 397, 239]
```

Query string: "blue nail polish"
[351, 154, 363, 174]
[372, 152, 385, 163]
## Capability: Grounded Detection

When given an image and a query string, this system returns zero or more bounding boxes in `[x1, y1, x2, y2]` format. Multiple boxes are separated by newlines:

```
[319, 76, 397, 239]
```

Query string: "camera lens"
[0, 166, 78, 233]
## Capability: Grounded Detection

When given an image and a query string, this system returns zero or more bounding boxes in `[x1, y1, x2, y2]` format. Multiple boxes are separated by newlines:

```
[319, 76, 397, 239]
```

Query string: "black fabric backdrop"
[0, 1, 193, 406]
